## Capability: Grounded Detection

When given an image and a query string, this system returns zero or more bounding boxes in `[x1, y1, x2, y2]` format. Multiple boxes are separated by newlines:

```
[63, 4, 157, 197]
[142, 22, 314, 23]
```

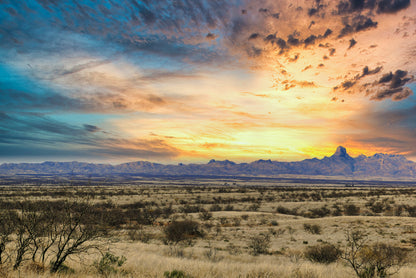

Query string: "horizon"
[1, 1, 416, 164]
[1, 145, 414, 165]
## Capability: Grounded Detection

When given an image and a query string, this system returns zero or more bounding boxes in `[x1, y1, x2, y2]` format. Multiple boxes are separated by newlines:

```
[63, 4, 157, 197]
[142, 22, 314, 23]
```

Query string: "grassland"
[1, 177, 416, 277]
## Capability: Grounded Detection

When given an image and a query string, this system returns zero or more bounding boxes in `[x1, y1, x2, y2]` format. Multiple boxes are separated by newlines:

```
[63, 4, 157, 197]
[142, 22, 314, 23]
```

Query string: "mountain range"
[1, 146, 416, 178]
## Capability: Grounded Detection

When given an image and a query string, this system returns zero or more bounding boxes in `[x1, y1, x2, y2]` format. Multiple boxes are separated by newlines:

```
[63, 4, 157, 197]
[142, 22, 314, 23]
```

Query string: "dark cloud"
[258, 8, 279, 19]
[264, 34, 287, 50]
[362, 65, 382, 76]
[355, 17, 378, 31]
[206, 33, 217, 40]
[304, 35, 317, 46]
[334, 67, 413, 100]
[379, 72, 394, 83]
[339, 16, 378, 37]
[308, 21, 316, 29]
[308, 0, 325, 17]
[370, 87, 412, 100]
[390, 70, 410, 88]
[248, 33, 260, 40]
[377, 0, 410, 14]
[337, 0, 374, 14]
[83, 124, 100, 133]
[322, 28, 333, 38]
[377, 70, 413, 90]
[348, 38, 357, 48]
[271, 13, 280, 19]
[287, 34, 300, 46]
[342, 80, 356, 89]
[336, 0, 409, 14]
[264, 33, 277, 43]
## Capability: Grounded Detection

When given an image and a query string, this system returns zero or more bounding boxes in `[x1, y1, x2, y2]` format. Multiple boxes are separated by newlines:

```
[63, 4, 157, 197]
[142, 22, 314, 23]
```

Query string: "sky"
[1, 0, 416, 164]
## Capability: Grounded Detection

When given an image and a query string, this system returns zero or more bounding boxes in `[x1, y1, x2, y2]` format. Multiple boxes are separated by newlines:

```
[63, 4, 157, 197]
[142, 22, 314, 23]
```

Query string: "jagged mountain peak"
[332, 146, 352, 159]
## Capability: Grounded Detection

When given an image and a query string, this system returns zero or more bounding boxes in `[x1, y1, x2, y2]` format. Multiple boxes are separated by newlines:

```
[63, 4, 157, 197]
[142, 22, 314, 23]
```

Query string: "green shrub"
[94, 252, 126, 277]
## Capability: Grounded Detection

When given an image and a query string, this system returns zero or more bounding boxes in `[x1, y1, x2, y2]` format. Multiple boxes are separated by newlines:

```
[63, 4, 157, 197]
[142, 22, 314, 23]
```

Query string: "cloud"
[83, 124, 101, 132]
[338, 16, 378, 38]
[377, 0, 411, 14]
[348, 38, 357, 49]
[336, 0, 410, 14]
[334, 66, 414, 100]
[206, 32, 217, 40]
[1, 0, 416, 163]
[336, 99, 416, 157]
[370, 87, 413, 101]
[0, 112, 181, 160]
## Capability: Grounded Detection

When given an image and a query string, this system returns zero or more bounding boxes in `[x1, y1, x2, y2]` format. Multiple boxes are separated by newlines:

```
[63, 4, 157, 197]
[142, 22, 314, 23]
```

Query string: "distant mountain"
[1, 146, 416, 178]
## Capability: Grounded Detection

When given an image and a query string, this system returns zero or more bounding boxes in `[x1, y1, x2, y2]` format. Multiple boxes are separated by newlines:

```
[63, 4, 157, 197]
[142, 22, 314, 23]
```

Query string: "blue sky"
[1, 0, 416, 163]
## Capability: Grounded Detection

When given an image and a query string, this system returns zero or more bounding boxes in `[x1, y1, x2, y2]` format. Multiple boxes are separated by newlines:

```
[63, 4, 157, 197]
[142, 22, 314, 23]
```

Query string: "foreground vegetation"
[1, 180, 416, 277]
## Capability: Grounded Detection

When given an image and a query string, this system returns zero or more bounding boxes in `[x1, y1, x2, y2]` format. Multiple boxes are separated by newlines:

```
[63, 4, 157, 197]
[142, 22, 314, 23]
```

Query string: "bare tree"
[49, 201, 104, 273]
[341, 229, 369, 277]
[13, 204, 36, 270]
[29, 207, 58, 264]
[0, 210, 15, 264]
[341, 229, 409, 278]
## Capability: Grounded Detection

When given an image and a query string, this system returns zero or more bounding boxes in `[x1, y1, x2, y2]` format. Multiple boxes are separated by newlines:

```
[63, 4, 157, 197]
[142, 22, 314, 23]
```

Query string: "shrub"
[276, 205, 298, 215]
[209, 204, 222, 211]
[271, 220, 279, 226]
[164, 270, 192, 278]
[94, 252, 126, 277]
[248, 203, 260, 211]
[344, 204, 360, 216]
[164, 220, 204, 245]
[308, 206, 331, 218]
[198, 210, 213, 221]
[304, 223, 322, 235]
[405, 205, 416, 217]
[248, 233, 271, 255]
[224, 204, 234, 211]
[304, 243, 341, 264]
[128, 228, 151, 243]
[226, 242, 242, 255]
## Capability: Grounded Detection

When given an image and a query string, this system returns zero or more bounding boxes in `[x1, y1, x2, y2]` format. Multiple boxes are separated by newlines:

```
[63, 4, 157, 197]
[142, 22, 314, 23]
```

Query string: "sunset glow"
[1, 0, 415, 163]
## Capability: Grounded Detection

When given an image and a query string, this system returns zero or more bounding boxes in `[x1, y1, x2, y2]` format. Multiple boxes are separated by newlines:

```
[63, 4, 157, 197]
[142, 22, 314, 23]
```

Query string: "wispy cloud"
[1, 0, 416, 162]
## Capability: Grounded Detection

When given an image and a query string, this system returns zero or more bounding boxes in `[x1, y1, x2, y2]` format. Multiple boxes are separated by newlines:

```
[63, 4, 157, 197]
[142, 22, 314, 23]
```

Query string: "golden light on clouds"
[1, 0, 416, 162]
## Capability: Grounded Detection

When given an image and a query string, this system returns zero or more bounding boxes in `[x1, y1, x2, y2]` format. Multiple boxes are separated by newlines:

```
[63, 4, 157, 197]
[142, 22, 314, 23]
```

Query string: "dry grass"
[1, 180, 416, 277]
